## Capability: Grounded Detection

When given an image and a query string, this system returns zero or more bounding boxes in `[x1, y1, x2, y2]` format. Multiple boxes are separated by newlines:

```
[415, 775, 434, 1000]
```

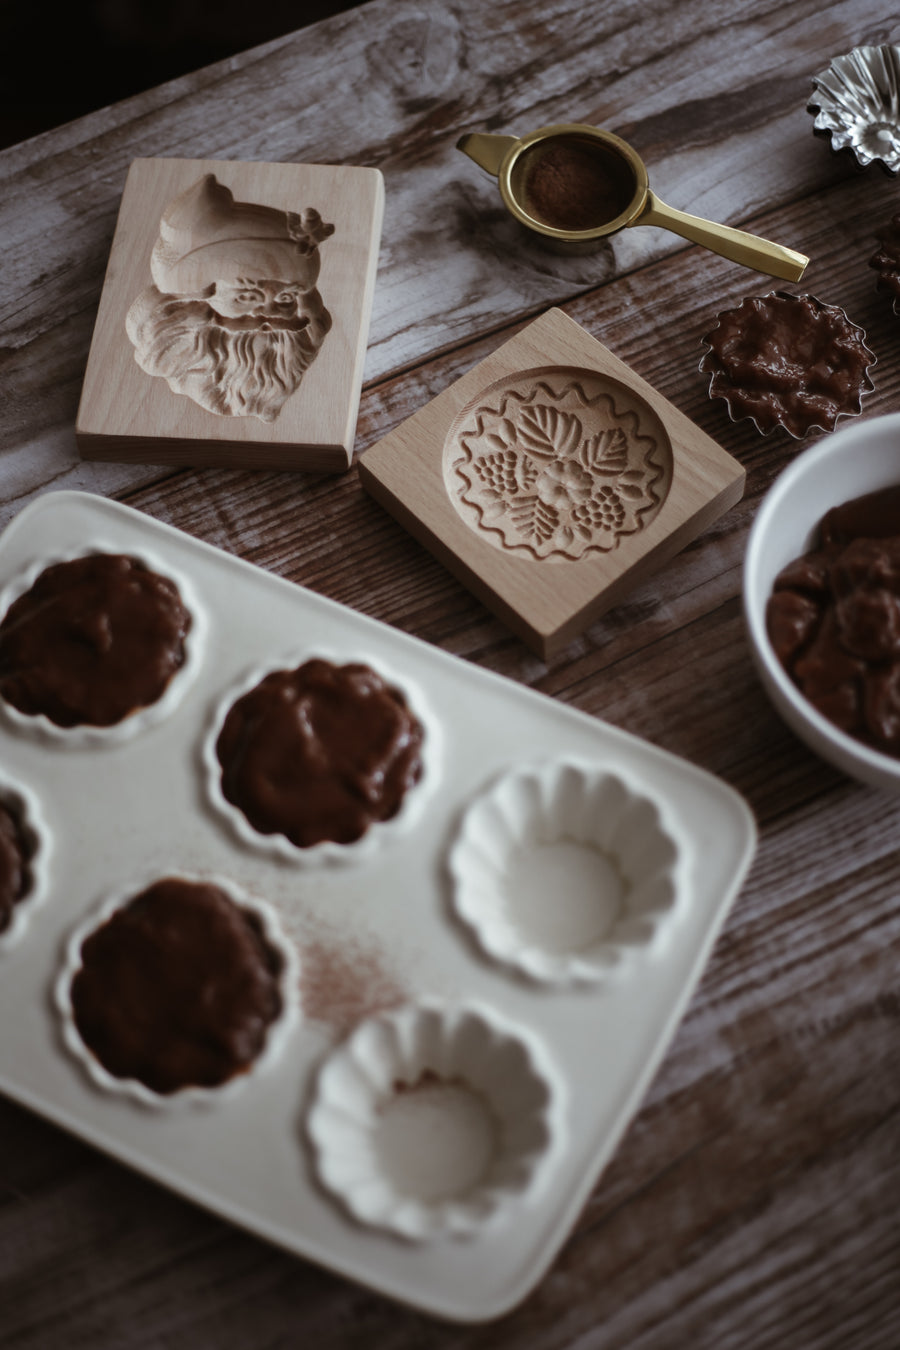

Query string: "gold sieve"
[457, 123, 808, 281]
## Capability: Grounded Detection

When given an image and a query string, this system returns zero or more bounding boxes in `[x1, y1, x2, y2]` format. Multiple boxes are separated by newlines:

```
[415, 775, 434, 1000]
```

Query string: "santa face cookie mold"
[126, 173, 334, 424]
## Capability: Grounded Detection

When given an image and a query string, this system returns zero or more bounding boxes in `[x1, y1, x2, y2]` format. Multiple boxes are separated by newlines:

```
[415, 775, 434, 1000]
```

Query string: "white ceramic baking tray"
[0, 491, 756, 1322]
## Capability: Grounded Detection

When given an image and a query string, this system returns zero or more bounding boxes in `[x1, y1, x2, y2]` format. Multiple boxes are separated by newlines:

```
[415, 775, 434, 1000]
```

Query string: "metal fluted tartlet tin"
[808, 44, 900, 174]
[699, 292, 876, 439]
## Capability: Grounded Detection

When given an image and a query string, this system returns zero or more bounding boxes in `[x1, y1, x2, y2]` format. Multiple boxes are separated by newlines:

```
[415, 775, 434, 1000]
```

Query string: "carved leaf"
[516, 405, 582, 461]
[516, 455, 540, 491]
[479, 493, 506, 521]
[579, 427, 630, 475]
[506, 494, 559, 544]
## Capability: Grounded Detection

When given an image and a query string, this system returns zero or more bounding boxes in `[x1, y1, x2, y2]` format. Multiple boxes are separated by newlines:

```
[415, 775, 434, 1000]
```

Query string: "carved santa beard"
[125, 290, 331, 422]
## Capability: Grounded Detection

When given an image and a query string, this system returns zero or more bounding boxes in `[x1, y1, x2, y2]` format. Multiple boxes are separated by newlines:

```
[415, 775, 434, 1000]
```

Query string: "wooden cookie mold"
[76, 157, 384, 473]
[360, 309, 745, 657]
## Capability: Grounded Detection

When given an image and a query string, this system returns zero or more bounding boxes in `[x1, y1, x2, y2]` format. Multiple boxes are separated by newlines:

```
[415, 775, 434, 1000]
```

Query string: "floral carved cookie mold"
[443, 367, 672, 561]
[361, 309, 745, 657]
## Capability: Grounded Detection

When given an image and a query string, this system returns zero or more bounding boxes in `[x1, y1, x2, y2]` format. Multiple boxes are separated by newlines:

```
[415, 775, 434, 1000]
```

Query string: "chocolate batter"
[0, 798, 33, 933]
[702, 293, 873, 437]
[215, 658, 425, 848]
[869, 212, 900, 308]
[767, 486, 900, 755]
[70, 877, 283, 1095]
[0, 553, 192, 728]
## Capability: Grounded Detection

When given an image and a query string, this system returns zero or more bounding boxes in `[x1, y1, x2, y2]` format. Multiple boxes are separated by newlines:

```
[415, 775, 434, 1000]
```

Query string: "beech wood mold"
[359, 309, 745, 658]
[76, 157, 384, 473]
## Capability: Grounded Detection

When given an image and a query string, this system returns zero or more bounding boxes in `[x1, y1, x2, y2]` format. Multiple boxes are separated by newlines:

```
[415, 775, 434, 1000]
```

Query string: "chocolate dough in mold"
[70, 877, 284, 1095]
[216, 658, 425, 848]
[0, 553, 192, 728]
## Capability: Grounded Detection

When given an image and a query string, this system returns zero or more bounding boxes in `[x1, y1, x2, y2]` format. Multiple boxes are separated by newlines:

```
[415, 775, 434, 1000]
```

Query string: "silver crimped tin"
[699, 292, 876, 440]
[808, 44, 900, 174]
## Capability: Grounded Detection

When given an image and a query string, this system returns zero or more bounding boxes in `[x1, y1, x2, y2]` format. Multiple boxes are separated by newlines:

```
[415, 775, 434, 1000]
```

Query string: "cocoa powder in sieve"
[523, 141, 631, 232]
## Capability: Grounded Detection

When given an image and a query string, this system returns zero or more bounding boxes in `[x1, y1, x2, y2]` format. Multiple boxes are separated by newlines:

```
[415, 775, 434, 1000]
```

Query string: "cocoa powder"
[523, 141, 632, 232]
[299, 932, 407, 1037]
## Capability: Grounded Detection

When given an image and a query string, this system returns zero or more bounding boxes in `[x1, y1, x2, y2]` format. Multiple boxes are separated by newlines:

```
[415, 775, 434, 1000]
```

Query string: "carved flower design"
[448, 377, 665, 560]
[538, 459, 594, 509]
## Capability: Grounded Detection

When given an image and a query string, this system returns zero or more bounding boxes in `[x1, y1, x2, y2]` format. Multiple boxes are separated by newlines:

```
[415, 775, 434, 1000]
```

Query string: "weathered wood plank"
[1, 0, 899, 1345]
[0, 0, 887, 500]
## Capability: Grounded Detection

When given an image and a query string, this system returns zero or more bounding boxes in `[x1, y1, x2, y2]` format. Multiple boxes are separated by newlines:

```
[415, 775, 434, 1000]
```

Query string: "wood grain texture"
[1, 0, 899, 1345]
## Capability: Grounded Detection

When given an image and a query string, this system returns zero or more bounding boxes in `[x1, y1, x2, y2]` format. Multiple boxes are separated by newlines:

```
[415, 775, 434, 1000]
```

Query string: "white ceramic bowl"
[744, 414, 900, 790]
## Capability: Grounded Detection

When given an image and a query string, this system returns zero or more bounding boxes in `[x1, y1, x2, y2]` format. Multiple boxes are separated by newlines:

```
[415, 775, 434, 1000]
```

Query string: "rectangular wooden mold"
[359, 308, 745, 658]
[76, 157, 384, 473]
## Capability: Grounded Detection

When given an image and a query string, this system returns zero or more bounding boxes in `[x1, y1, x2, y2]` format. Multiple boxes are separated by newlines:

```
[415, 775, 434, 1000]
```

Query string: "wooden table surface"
[1, 1, 898, 1345]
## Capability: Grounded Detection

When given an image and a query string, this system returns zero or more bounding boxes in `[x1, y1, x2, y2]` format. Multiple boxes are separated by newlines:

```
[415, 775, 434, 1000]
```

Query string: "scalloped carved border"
[442, 367, 673, 562]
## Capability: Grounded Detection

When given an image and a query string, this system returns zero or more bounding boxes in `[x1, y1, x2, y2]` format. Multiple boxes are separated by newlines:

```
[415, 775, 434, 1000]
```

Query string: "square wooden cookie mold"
[76, 157, 384, 473]
[359, 308, 745, 657]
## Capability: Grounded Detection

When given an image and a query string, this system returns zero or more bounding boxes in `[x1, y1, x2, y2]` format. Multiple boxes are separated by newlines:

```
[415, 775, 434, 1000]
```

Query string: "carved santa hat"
[150, 174, 334, 294]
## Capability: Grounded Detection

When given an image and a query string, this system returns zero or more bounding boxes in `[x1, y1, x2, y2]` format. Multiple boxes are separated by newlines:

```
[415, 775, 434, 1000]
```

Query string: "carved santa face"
[125, 175, 334, 423]
[126, 283, 331, 423]
[206, 279, 313, 329]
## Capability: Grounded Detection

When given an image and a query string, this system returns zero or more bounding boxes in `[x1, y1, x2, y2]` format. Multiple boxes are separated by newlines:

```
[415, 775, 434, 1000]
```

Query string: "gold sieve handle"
[456, 132, 518, 176]
[637, 191, 808, 282]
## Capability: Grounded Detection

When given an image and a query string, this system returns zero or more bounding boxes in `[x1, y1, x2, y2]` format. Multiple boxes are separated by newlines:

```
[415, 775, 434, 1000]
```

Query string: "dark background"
[0, 0, 362, 149]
